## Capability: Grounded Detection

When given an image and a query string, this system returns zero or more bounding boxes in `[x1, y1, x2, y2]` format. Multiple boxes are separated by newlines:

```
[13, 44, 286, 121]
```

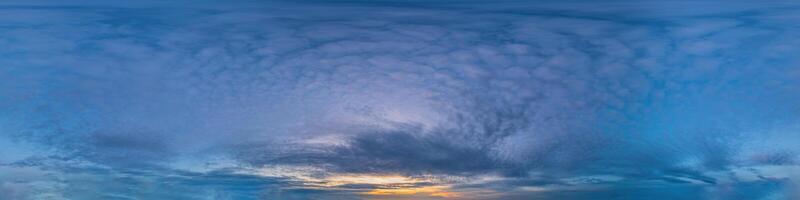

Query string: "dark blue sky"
[1, 0, 800, 199]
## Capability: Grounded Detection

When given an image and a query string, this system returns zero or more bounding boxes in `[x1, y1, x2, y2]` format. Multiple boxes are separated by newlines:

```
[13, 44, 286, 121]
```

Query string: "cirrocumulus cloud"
[1, 0, 800, 199]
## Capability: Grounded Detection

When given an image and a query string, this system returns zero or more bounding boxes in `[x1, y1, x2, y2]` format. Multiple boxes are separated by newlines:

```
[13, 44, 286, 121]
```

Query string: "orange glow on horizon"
[256, 167, 460, 198]
[364, 186, 459, 198]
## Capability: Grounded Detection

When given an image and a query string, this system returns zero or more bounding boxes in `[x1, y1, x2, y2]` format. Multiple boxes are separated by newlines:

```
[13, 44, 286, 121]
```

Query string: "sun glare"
[324, 174, 459, 198]
[364, 186, 459, 198]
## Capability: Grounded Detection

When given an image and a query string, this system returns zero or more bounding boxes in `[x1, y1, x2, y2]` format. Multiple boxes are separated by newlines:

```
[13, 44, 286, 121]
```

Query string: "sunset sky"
[2, 0, 800, 199]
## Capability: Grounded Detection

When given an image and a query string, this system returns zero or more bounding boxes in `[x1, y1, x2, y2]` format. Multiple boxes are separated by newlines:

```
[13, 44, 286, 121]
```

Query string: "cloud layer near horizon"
[2, 1, 800, 199]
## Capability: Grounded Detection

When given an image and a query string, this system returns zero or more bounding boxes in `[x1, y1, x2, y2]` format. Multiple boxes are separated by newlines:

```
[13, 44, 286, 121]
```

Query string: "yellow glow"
[325, 174, 422, 186]
[255, 167, 460, 198]
[364, 186, 459, 198]
[324, 174, 459, 198]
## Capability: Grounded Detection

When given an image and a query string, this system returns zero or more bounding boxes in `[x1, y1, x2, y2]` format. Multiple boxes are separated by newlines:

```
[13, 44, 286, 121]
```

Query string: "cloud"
[1, 0, 800, 199]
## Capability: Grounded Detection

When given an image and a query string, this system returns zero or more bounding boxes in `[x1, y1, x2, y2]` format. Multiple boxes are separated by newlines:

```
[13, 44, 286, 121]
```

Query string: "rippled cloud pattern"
[2, 0, 800, 199]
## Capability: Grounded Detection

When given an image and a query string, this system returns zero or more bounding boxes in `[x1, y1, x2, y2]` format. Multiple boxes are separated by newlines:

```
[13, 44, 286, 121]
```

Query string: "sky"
[1, 0, 800, 199]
